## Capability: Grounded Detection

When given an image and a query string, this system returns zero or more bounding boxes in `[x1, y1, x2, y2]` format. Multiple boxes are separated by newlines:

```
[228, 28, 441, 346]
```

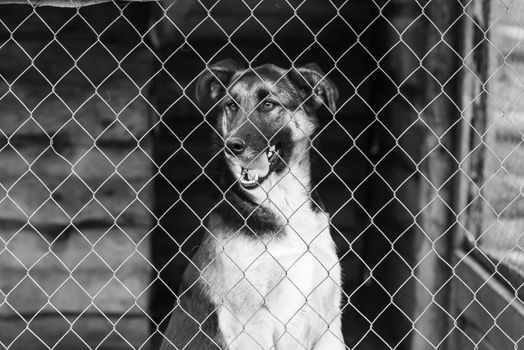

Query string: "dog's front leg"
[312, 316, 345, 350]
[217, 306, 276, 350]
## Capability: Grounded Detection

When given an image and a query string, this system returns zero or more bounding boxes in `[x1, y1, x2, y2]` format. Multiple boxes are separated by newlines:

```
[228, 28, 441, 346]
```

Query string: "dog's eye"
[262, 101, 277, 111]
[226, 102, 238, 111]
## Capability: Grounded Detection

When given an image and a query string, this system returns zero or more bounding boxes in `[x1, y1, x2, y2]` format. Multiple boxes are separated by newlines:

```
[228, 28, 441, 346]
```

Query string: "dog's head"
[196, 59, 338, 190]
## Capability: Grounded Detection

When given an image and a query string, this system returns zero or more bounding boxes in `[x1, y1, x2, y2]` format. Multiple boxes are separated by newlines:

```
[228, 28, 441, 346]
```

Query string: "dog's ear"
[196, 59, 244, 108]
[289, 63, 338, 113]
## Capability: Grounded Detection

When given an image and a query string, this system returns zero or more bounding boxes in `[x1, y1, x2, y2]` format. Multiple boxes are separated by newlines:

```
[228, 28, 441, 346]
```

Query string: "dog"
[160, 59, 343, 350]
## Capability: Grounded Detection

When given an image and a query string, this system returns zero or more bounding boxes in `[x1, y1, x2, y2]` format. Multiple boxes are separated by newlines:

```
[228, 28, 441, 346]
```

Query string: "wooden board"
[454, 252, 524, 349]
[0, 314, 150, 350]
[0, 5, 153, 330]
[0, 145, 152, 185]
[1, 227, 150, 314]
[475, 0, 524, 274]
[0, 0, 155, 7]
[0, 149, 152, 235]
[0, 41, 152, 141]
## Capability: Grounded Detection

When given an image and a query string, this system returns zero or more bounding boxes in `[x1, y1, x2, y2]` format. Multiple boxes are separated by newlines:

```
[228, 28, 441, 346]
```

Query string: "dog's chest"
[204, 210, 340, 348]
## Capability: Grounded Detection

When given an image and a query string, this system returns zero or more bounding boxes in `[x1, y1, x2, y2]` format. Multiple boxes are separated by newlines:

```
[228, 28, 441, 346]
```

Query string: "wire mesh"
[0, 0, 523, 349]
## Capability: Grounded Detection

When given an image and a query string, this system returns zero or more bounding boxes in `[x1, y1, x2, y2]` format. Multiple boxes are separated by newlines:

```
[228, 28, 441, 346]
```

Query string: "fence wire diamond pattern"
[0, 0, 523, 349]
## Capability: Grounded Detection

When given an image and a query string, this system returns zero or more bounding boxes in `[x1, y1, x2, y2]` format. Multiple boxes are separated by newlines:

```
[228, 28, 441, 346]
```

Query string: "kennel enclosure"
[0, 0, 523, 349]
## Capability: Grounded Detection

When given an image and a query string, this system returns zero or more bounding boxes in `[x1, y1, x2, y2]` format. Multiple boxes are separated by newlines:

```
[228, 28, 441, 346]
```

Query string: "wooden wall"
[474, 0, 524, 273]
[0, 4, 154, 349]
[453, 0, 524, 349]
[354, 1, 462, 349]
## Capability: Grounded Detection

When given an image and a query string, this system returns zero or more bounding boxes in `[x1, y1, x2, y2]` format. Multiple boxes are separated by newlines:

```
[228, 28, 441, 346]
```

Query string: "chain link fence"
[0, 0, 523, 349]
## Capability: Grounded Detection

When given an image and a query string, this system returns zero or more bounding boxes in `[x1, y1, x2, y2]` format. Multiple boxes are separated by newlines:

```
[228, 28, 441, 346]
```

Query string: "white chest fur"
[203, 207, 343, 350]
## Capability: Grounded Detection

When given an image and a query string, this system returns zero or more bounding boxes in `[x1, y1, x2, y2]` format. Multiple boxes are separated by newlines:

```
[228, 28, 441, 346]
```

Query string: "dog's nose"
[225, 137, 246, 156]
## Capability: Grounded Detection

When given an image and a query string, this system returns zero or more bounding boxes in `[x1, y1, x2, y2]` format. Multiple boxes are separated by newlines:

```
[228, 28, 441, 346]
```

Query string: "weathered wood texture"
[456, 0, 489, 249]
[361, 2, 428, 348]
[452, 1, 524, 348]
[449, 3, 492, 350]
[409, 1, 462, 349]
[0, 314, 151, 350]
[0, 4, 153, 349]
[475, 0, 524, 275]
[454, 252, 524, 349]
[361, 1, 462, 349]
[0, 0, 154, 7]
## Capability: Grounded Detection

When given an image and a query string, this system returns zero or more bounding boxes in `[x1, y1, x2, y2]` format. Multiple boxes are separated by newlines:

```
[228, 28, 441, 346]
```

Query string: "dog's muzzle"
[233, 145, 279, 189]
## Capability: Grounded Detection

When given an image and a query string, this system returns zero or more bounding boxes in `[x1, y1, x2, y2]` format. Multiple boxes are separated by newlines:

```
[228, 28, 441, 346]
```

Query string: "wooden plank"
[454, 251, 524, 347]
[456, 0, 491, 254]
[1, 227, 150, 314]
[454, 321, 498, 350]
[2, 266, 151, 314]
[406, 0, 461, 349]
[482, 171, 524, 220]
[0, 146, 152, 185]
[0, 5, 154, 328]
[0, 314, 150, 350]
[0, 0, 155, 7]
[0, 174, 152, 229]
[0, 138, 153, 230]
[153, 0, 374, 47]
[0, 2, 153, 139]
[475, 0, 524, 279]
[186, 2, 370, 36]
[0, 41, 152, 141]
[356, 1, 444, 348]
